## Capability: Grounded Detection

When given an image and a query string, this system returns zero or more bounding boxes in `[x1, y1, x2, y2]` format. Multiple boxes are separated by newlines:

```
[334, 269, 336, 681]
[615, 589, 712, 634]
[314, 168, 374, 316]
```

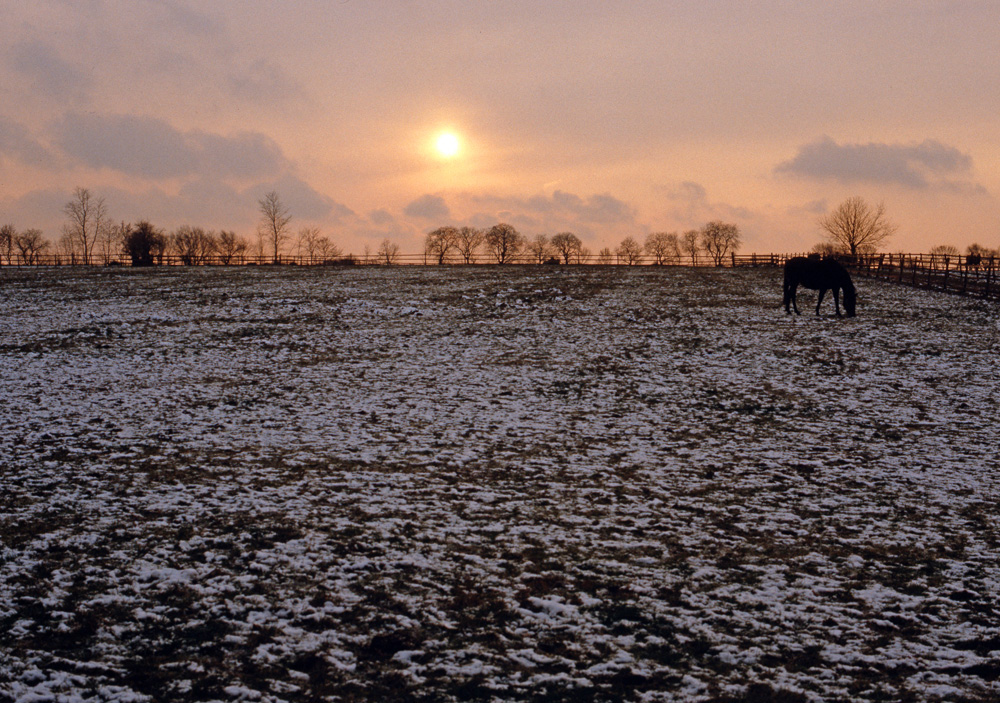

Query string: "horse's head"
[842, 283, 857, 317]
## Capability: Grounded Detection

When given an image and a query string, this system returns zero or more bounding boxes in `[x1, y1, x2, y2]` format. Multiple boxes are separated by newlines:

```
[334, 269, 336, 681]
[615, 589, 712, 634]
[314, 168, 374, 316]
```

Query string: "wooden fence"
[849, 253, 999, 301]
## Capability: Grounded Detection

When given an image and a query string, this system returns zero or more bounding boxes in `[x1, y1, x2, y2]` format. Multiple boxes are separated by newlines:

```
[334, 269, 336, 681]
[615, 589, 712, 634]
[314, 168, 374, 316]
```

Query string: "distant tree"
[616, 236, 642, 265]
[701, 221, 741, 266]
[297, 226, 324, 264]
[172, 226, 216, 265]
[818, 196, 896, 257]
[811, 242, 843, 257]
[14, 229, 49, 265]
[377, 238, 400, 265]
[681, 229, 700, 264]
[966, 243, 998, 258]
[62, 187, 107, 265]
[455, 226, 484, 264]
[56, 231, 78, 264]
[527, 233, 551, 264]
[425, 226, 458, 264]
[551, 232, 582, 264]
[485, 223, 524, 264]
[257, 191, 291, 263]
[109, 221, 131, 262]
[314, 235, 342, 262]
[124, 221, 166, 266]
[596, 247, 614, 265]
[929, 245, 960, 257]
[577, 246, 592, 264]
[965, 243, 999, 268]
[645, 231, 680, 265]
[217, 230, 249, 265]
[0, 224, 16, 265]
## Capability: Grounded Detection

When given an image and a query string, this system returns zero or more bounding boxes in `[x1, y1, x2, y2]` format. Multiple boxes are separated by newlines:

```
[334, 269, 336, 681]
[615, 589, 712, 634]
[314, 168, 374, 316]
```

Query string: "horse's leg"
[833, 286, 842, 317]
[790, 284, 800, 314]
[783, 282, 793, 313]
[815, 288, 826, 315]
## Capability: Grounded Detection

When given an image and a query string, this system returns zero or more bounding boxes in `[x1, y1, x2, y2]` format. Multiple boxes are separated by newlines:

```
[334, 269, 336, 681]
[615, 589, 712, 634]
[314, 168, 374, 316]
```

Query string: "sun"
[435, 132, 460, 158]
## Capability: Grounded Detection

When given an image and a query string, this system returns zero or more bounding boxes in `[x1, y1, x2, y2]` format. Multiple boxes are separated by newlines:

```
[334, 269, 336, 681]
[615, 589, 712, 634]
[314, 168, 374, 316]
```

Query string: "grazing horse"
[783, 257, 856, 317]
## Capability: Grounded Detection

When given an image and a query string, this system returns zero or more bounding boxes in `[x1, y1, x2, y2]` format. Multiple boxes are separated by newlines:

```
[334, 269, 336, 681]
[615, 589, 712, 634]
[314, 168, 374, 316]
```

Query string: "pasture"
[1, 265, 999, 702]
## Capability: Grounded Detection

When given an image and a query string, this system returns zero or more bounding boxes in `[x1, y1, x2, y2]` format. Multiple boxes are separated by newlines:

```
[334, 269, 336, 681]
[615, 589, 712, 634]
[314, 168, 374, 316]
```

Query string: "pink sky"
[1, 1, 998, 255]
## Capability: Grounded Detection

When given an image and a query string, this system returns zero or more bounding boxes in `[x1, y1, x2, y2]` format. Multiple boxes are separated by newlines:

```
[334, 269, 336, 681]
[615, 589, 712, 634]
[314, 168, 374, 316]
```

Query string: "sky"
[1, 0, 999, 256]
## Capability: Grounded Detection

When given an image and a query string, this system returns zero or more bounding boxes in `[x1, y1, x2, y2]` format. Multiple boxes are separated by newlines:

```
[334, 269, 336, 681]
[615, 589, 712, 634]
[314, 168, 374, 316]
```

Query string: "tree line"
[3, 190, 995, 267]
[423, 221, 742, 266]
[0, 188, 348, 267]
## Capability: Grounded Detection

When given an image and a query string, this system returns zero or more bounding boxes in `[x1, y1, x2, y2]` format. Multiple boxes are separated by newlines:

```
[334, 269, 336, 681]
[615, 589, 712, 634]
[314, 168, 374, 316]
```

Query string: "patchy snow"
[1, 265, 999, 702]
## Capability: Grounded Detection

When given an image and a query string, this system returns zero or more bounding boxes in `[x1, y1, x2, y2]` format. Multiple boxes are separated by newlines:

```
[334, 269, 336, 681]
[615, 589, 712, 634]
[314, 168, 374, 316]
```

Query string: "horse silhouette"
[783, 256, 856, 317]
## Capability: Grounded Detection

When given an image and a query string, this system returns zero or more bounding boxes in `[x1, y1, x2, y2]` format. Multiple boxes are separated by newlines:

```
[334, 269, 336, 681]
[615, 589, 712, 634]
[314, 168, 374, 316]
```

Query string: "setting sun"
[435, 132, 460, 158]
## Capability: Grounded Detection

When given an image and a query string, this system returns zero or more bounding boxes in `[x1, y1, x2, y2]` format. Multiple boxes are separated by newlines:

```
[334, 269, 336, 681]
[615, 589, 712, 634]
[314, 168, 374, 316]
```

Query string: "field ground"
[1, 265, 999, 702]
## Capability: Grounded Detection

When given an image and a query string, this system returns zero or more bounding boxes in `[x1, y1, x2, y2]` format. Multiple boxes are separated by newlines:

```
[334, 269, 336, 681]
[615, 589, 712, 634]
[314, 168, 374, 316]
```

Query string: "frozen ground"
[1, 265, 999, 703]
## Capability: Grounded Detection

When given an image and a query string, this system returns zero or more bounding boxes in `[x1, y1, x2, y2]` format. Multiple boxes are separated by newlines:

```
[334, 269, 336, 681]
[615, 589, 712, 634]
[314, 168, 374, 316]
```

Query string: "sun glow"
[435, 132, 460, 158]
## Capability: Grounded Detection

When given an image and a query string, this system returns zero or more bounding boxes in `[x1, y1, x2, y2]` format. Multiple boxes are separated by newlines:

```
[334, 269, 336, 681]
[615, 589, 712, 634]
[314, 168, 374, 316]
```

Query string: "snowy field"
[1, 264, 999, 703]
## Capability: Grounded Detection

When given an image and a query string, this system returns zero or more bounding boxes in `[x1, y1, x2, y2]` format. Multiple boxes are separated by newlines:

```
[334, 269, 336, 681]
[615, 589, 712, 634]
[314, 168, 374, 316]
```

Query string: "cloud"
[448, 189, 639, 244]
[149, 0, 224, 36]
[244, 175, 356, 223]
[227, 59, 305, 103]
[0, 116, 57, 168]
[660, 181, 753, 226]
[404, 194, 451, 220]
[368, 208, 396, 226]
[53, 112, 289, 180]
[776, 136, 977, 189]
[470, 190, 636, 225]
[10, 39, 90, 103]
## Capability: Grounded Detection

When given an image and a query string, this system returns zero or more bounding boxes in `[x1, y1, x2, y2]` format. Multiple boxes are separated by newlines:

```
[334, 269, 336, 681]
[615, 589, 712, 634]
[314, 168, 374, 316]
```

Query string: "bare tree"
[811, 242, 843, 257]
[377, 238, 400, 265]
[314, 235, 342, 263]
[455, 226, 483, 264]
[257, 191, 291, 263]
[701, 221, 741, 266]
[485, 223, 524, 264]
[0, 224, 16, 265]
[645, 231, 680, 265]
[109, 221, 131, 262]
[15, 229, 49, 264]
[425, 226, 458, 264]
[526, 233, 552, 264]
[297, 226, 323, 264]
[596, 247, 614, 265]
[929, 244, 960, 257]
[616, 236, 642, 265]
[172, 226, 216, 265]
[57, 230, 79, 264]
[681, 229, 701, 264]
[578, 246, 592, 264]
[818, 196, 896, 257]
[97, 219, 119, 264]
[551, 232, 582, 264]
[217, 230, 249, 265]
[62, 187, 107, 265]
